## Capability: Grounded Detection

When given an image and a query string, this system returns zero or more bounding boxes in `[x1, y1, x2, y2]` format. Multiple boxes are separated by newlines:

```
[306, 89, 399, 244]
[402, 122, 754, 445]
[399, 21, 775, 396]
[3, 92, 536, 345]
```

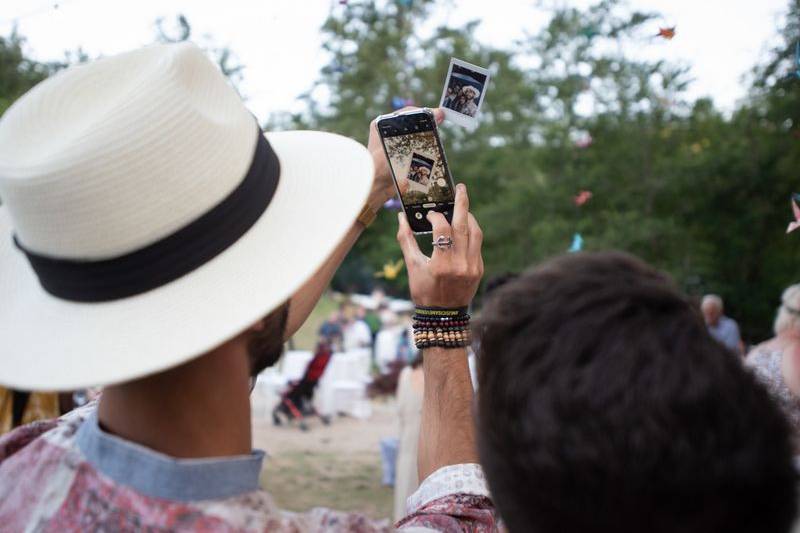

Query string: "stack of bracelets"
[412, 305, 471, 350]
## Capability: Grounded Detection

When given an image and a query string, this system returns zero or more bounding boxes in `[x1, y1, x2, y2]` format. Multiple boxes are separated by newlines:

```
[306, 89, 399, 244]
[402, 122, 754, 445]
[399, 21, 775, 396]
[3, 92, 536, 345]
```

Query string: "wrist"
[413, 306, 471, 350]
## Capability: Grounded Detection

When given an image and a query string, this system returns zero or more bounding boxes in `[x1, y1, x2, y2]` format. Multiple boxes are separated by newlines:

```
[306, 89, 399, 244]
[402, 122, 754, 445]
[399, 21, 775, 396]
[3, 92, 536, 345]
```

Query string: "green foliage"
[0, 30, 57, 116]
[292, 0, 799, 341]
[1, 2, 798, 342]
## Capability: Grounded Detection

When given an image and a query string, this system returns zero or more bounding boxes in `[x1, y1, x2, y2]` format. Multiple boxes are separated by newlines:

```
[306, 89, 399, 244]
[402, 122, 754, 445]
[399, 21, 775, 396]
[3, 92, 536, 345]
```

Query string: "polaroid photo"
[439, 57, 491, 128]
[405, 152, 436, 194]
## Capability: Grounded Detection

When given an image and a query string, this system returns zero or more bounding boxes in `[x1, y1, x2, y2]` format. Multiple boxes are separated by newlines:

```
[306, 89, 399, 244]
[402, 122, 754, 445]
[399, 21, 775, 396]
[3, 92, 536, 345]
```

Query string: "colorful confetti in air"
[391, 96, 415, 110]
[581, 26, 599, 39]
[794, 41, 800, 79]
[383, 198, 402, 210]
[574, 190, 593, 207]
[656, 27, 676, 40]
[568, 233, 584, 253]
[375, 259, 405, 280]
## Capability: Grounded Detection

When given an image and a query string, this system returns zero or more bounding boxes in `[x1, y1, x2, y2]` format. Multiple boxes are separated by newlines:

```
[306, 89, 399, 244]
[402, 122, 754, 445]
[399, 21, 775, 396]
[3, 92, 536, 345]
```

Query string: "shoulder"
[0, 400, 92, 464]
[722, 316, 740, 331]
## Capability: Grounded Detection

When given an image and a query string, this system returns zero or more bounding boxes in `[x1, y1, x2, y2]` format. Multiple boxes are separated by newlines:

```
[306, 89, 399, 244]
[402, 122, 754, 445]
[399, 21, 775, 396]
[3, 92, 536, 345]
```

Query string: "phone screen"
[378, 110, 455, 233]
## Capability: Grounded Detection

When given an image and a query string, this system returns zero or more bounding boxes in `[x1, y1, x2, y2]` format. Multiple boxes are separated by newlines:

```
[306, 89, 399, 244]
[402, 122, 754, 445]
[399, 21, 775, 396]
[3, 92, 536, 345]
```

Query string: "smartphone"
[377, 109, 456, 234]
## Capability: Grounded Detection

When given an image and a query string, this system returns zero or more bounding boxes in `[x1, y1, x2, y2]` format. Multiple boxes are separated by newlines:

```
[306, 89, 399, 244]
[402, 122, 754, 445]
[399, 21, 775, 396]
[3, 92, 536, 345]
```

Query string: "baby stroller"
[272, 342, 333, 431]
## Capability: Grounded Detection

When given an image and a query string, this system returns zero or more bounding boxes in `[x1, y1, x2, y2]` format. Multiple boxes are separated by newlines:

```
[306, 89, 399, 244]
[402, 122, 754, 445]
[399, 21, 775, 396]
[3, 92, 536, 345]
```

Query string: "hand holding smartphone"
[376, 108, 456, 234]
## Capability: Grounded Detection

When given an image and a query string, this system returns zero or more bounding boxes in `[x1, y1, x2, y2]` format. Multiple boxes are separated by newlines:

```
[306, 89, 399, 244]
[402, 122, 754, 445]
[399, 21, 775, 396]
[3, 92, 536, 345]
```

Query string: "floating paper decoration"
[375, 259, 405, 280]
[581, 26, 599, 39]
[795, 41, 800, 79]
[656, 27, 676, 40]
[574, 190, 593, 207]
[787, 194, 800, 234]
[383, 198, 402, 210]
[575, 135, 593, 148]
[391, 96, 415, 110]
[568, 233, 584, 253]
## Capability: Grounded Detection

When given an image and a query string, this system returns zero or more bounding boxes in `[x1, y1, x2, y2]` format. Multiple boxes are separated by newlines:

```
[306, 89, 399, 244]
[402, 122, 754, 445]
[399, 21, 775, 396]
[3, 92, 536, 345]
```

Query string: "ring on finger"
[433, 235, 454, 250]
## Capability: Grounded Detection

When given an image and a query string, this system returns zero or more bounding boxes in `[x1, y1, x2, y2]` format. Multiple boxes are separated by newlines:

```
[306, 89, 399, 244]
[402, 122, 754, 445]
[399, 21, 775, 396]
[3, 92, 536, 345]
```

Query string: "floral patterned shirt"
[0, 403, 497, 532]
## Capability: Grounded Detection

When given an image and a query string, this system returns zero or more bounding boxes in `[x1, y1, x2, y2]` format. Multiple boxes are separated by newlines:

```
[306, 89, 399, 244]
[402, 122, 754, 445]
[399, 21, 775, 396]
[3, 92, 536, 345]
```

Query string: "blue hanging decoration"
[391, 93, 415, 110]
[398, 0, 412, 6]
[568, 233, 583, 253]
[795, 41, 800, 79]
[383, 198, 402, 210]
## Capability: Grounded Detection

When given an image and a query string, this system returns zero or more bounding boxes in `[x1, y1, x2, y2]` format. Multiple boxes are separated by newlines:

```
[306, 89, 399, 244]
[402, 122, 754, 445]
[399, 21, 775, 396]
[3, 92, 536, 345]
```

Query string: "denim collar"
[76, 412, 265, 502]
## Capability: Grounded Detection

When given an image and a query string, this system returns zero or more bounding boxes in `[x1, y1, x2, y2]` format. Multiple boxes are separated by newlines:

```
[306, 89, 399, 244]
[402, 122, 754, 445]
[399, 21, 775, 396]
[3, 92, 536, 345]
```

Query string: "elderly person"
[747, 284, 800, 448]
[702, 294, 743, 355]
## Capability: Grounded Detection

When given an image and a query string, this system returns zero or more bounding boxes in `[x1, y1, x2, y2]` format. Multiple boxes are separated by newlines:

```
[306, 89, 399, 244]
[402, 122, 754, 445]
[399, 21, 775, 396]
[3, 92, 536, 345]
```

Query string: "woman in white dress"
[393, 355, 424, 521]
[746, 284, 800, 448]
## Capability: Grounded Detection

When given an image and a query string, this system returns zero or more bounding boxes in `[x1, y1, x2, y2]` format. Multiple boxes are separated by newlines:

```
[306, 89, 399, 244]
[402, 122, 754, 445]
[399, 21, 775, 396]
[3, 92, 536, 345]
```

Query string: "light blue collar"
[76, 412, 265, 502]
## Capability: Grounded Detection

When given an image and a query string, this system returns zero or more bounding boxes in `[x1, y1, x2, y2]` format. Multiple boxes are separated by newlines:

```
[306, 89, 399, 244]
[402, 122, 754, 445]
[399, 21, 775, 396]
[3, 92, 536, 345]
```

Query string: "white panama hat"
[0, 42, 374, 390]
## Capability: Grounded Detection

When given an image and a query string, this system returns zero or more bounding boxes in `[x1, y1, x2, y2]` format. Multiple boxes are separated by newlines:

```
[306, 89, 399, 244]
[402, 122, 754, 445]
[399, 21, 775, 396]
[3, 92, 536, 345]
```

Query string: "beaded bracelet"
[412, 306, 471, 350]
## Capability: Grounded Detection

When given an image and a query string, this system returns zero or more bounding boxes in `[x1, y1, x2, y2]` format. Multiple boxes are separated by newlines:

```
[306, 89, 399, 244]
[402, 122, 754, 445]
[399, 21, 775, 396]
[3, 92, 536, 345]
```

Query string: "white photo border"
[439, 57, 491, 128]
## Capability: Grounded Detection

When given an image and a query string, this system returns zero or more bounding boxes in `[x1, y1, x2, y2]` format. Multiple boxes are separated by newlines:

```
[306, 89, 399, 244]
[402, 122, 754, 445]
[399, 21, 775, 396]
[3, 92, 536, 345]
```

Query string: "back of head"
[477, 251, 797, 533]
[775, 284, 800, 336]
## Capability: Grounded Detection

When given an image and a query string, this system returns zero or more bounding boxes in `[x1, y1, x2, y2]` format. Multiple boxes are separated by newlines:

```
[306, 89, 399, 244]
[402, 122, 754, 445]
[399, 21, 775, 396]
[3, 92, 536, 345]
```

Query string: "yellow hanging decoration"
[374, 259, 405, 280]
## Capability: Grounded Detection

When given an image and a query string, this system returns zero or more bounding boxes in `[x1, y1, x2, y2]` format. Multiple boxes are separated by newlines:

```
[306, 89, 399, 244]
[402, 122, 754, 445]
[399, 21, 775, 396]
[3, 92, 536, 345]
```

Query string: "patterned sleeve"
[396, 463, 498, 532]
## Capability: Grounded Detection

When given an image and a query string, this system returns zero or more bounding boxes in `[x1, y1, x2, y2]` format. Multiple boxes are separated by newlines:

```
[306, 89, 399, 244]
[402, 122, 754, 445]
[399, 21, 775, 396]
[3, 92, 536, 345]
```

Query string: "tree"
[294, 0, 798, 341]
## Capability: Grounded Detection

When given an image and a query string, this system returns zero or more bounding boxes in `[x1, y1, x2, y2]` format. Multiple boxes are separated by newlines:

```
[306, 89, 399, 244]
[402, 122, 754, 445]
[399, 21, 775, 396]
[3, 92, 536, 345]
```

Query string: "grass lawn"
[289, 292, 340, 351]
[261, 450, 393, 522]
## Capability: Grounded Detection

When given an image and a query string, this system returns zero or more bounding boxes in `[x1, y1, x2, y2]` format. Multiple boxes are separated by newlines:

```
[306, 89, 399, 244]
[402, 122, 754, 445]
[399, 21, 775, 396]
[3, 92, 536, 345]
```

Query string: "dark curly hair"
[476, 251, 797, 533]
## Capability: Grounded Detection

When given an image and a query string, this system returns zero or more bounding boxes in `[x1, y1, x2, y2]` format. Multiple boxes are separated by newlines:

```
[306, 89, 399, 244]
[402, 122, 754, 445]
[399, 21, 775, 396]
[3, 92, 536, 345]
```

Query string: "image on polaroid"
[439, 57, 490, 128]
[406, 153, 435, 193]
[383, 131, 453, 208]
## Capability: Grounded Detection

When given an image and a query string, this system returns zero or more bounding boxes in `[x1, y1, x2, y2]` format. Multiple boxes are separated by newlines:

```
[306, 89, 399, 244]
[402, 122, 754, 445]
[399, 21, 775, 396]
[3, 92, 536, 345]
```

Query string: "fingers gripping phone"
[377, 109, 456, 234]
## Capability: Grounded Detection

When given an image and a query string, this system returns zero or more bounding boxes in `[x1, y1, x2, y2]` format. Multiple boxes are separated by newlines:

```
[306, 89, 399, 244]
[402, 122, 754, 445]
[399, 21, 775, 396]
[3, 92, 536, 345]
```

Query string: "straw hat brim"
[0, 130, 373, 391]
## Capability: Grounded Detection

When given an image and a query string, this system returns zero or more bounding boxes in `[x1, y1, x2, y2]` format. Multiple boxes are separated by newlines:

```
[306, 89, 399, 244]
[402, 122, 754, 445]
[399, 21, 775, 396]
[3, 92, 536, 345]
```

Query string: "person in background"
[0, 388, 73, 435]
[317, 309, 344, 351]
[364, 303, 383, 345]
[476, 252, 797, 533]
[747, 283, 800, 449]
[393, 352, 424, 522]
[342, 305, 373, 351]
[702, 293, 744, 355]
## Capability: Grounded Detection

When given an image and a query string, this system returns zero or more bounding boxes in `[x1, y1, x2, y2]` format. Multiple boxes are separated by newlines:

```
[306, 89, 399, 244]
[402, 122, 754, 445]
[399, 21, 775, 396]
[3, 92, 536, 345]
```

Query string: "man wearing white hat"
[0, 43, 494, 530]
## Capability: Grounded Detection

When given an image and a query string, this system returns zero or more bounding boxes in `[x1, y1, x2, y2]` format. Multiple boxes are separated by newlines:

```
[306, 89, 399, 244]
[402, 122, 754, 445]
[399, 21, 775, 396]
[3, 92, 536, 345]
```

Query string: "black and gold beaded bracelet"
[412, 306, 471, 349]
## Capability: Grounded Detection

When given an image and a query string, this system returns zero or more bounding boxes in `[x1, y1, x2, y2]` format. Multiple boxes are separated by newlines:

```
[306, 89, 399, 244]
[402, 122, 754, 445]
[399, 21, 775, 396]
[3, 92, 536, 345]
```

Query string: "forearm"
[417, 347, 479, 481]
[284, 222, 364, 339]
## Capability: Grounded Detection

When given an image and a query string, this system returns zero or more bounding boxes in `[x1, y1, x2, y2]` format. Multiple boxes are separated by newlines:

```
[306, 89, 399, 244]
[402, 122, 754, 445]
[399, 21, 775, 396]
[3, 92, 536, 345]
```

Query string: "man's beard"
[247, 301, 290, 378]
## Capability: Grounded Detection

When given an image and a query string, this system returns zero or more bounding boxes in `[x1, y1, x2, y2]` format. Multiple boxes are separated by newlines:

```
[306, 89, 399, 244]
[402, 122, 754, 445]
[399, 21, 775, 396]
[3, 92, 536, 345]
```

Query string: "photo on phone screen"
[378, 111, 455, 233]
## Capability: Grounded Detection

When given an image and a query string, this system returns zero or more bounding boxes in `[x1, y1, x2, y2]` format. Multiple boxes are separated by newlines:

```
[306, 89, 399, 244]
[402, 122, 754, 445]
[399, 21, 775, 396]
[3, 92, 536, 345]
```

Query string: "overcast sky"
[1, 0, 790, 123]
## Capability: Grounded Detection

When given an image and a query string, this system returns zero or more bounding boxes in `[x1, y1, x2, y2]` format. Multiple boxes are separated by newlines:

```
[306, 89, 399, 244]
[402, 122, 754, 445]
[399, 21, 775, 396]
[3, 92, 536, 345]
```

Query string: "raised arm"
[283, 108, 444, 339]
[394, 186, 496, 530]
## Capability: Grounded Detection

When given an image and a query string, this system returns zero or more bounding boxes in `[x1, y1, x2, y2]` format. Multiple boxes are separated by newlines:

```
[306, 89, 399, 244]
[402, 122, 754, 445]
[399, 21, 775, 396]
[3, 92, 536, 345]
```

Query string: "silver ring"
[433, 235, 453, 249]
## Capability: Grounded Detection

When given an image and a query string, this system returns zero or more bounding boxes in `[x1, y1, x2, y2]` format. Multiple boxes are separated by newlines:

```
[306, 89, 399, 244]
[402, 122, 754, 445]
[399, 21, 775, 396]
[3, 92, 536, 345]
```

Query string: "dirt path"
[252, 398, 398, 521]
